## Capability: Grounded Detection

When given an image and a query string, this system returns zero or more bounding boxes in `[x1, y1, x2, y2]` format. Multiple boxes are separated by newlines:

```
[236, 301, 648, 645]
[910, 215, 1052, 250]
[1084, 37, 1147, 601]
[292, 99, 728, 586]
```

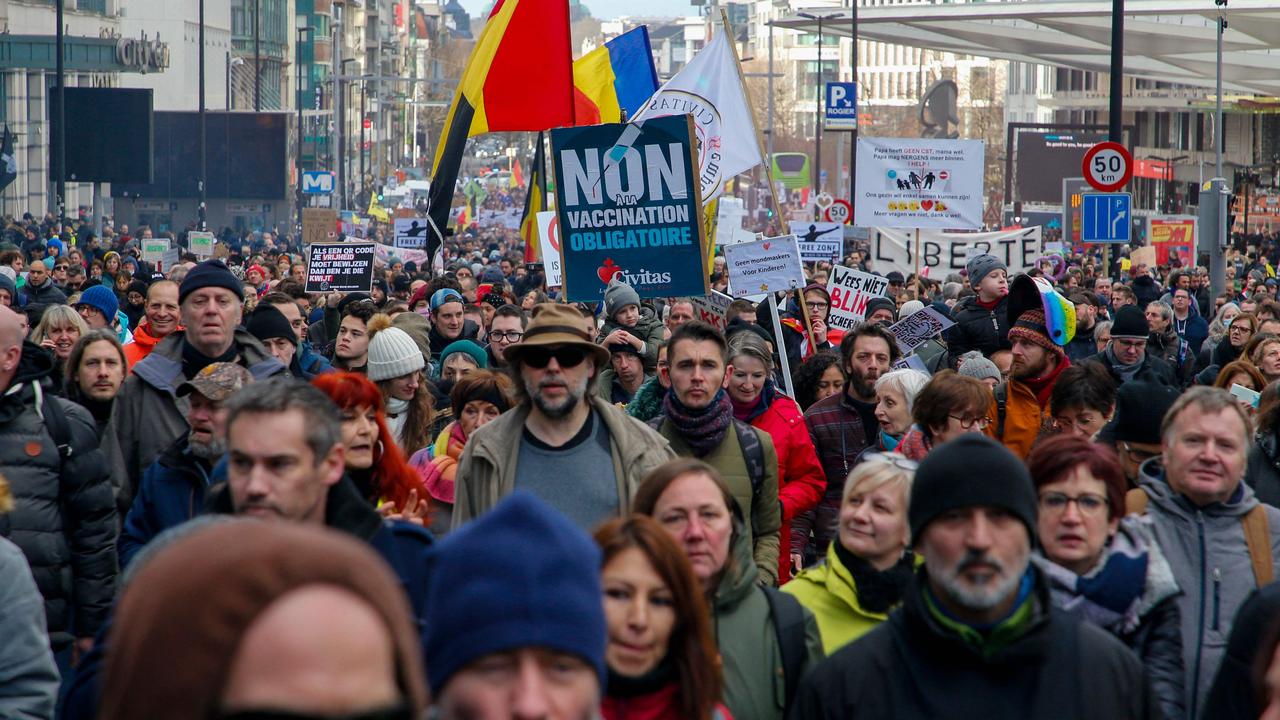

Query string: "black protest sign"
[306, 242, 376, 293]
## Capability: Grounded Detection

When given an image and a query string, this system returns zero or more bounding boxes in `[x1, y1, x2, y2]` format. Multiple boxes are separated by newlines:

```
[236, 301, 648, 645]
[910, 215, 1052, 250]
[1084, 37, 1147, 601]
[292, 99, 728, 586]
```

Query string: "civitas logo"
[595, 258, 672, 286]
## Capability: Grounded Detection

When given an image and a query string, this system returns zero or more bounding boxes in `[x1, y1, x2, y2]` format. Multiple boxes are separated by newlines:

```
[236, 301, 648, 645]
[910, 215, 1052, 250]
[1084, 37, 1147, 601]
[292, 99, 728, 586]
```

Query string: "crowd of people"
[8, 208, 1280, 720]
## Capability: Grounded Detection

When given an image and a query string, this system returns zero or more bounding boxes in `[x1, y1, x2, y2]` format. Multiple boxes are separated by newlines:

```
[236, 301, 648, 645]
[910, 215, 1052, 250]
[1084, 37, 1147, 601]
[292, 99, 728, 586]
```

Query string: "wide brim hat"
[504, 303, 609, 368]
[1007, 274, 1076, 347]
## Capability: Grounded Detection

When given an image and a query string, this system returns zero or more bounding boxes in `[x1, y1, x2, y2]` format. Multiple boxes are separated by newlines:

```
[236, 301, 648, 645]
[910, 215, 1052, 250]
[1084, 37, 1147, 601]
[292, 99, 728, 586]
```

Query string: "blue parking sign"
[825, 82, 857, 131]
[1080, 192, 1131, 244]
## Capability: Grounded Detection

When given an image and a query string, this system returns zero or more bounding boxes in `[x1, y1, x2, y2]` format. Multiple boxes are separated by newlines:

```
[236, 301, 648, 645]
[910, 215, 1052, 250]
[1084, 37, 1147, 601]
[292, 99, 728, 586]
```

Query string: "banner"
[870, 226, 1041, 279]
[889, 306, 956, 354]
[790, 221, 843, 262]
[306, 242, 376, 293]
[536, 210, 563, 288]
[825, 264, 890, 331]
[393, 217, 429, 249]
[1147, 215, 1196, 266]
[724, 235, 804, 297]
[551, 114, 708, 302]
[854, 137, 985, 229]
[689, 290, 734, 332]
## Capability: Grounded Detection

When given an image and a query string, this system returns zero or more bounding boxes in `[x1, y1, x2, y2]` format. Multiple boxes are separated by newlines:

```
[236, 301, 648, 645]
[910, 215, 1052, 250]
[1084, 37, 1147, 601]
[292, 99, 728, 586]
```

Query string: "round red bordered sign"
[1082, 142, 1133, 192]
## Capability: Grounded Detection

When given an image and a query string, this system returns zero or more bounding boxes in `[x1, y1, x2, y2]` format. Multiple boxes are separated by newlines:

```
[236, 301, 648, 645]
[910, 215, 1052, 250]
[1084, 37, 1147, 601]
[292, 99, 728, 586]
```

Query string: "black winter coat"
[1120, 595, 1186, 720]
[945, 294, 1009, 367]
[1083, 350, 1179, 388]
[0, 342, 118, 647]
[791, 568, 1160, 720]
[1244, 430, 1280, 509]
[1202, 582, 1280, 720]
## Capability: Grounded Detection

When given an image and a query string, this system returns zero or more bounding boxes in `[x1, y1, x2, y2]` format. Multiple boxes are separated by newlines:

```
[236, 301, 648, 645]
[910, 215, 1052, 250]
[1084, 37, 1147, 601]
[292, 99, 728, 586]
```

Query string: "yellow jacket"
[783, 542, 914, 654]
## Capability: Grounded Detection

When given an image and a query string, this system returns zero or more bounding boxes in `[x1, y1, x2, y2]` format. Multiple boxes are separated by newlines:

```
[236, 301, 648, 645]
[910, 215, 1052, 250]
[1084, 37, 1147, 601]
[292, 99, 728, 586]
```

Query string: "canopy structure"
[774, 0, 1280, 97]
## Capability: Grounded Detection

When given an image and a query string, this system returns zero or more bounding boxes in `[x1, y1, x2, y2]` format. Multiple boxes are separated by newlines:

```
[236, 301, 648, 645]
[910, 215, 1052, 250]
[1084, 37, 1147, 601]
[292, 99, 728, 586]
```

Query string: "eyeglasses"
[948, 414, 990, 430]
[1039, 491, 1109, 517]
[489, 331, 524, 342]
[864, 452, 919, 472]
[521, 345, 588, 369]
[1230, 325, 1252, 334]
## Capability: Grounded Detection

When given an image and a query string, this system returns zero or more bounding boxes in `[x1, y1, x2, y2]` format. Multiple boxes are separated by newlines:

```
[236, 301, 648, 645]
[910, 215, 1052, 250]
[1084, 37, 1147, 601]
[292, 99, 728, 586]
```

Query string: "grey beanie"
[0, 267, 16, 300]
[966, 253, 1007, 289]
[604, 279, 641, 320]
[957, 350, 1001, 383]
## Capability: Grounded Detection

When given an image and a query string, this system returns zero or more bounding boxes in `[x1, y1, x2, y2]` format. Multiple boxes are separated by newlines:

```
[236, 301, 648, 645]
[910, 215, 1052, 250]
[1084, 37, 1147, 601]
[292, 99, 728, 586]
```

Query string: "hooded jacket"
[0, 341, 118, 647]
[1137, 458, 1280, 717]
[105, 328, 285, 511]
[1202, 581, 1280, 720]
[453, 395, 676, 527]
[117, 434, 213, 570]
[783, 540, 911, 654]
[945, 294, 1010, 367]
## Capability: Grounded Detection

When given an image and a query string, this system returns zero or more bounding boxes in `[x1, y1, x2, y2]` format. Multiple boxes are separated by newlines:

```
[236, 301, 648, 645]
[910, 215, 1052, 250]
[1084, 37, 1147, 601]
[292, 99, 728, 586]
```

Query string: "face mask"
[416, 307, 432, 319]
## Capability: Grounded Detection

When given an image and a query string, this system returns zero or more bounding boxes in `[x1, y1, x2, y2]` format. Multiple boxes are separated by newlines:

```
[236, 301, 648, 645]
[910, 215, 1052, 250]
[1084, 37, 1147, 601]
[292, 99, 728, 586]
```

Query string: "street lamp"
[798, 11, 840, 205]
[227, 54, 244, 111]
[296, 26, 313, 232]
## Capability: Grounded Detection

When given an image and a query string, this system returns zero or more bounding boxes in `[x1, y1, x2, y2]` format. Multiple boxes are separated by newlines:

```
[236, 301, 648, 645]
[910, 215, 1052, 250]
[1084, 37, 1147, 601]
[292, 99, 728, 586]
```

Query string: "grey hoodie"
[0, 536, 58, 719]
[1137, 458, 1280, 718]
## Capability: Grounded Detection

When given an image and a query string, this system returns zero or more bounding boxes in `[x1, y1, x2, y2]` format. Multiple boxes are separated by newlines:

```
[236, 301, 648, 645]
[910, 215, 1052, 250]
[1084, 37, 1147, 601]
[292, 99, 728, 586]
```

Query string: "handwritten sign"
[723, 235, 805, 298]
[305, 242, 376, 293]
[888, 306, 956, 354]
[825, 264, 890, 331]
[688, 291, 734, 332]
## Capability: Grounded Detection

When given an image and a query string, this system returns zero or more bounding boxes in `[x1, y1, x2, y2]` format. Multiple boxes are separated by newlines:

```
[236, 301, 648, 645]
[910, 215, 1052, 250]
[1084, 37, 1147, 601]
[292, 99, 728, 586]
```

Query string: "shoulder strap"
[646, 414, 664, 432]
[733, 420, 765, 500]
[994, 381, 1008, 439]
[1243, 505, 1274, 587]
[1124, 487, 1149, 516]
[37, 386, 74, 460]
[762, 587, 806, 712]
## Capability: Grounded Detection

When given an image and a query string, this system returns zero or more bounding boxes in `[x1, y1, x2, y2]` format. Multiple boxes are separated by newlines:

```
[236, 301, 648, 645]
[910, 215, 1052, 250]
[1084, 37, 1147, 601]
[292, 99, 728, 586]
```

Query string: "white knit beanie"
[367, 326, 426, 382]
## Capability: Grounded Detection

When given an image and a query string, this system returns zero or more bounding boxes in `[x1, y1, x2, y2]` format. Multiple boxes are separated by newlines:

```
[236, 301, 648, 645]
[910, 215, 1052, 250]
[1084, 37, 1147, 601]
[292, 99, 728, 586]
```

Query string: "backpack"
[648, 416, 766, 504]
[762, 587, 806, 712]
[1126, 487, 1274, 587]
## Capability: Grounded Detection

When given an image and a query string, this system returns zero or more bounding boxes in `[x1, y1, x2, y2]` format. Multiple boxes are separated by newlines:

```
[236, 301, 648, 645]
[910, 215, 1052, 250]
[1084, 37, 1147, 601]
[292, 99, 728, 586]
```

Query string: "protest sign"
[891, 354, 931, 374]
[854, 138, 985, 229]
[688, 290, 734, 332]
[825, 265, 890, 331]
[141, 239, 169, 262]
[303, 208, 339, 246]
[393, 218, 430, 249]
[1130, 245, 1156, 269]
[716, 198, 753, 246]
[342, 218, 370, 239]
[723, 235, 805, 298]
[790, 221, 843, 262]
[870, 226, 1041, 279]
[888, 306, 956, 354]
[188, 231, 215, 257]
[536, 210, 564, 288]
[551, 114, 708, 302]
[371, 243, 429, 268]
[305, 242, 376, 293]
[160, 247, 181, 271]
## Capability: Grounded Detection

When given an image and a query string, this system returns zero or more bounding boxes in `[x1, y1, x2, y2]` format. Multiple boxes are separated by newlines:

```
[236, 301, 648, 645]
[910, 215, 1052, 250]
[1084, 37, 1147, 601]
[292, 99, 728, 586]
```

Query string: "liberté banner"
[854, 137, 985, 229]
[870, 226, 1042, 279]
[550, 114, 709, 302]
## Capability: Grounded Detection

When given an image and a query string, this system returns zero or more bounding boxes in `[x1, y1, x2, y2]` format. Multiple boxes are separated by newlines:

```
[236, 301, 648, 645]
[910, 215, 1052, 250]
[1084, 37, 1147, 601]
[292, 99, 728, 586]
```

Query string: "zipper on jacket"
[1191, 511, 1207, 712]
[1212, 568, 1222, 631]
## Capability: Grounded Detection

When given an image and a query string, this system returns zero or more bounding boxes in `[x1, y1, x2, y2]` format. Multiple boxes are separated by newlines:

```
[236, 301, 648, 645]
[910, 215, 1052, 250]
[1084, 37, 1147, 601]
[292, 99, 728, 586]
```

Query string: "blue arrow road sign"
[1081, 192, 1132, 243]
[824, 82, 857, 131]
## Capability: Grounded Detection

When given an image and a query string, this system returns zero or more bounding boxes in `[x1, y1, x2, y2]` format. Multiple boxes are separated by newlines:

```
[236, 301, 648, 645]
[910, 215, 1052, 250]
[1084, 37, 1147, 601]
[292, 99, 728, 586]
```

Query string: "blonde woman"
[31, 305, 89, 380]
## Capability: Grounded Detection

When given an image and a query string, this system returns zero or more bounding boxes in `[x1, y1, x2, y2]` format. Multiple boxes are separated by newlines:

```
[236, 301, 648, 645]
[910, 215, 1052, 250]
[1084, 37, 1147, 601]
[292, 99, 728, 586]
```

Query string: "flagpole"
[720, 9, 785, 232]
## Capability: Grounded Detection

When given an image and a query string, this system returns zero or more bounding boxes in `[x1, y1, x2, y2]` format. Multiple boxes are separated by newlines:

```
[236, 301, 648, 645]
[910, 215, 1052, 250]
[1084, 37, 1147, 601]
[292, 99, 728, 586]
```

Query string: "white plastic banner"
[854, 137, 985, 229]
[870, 226, 1041, 279]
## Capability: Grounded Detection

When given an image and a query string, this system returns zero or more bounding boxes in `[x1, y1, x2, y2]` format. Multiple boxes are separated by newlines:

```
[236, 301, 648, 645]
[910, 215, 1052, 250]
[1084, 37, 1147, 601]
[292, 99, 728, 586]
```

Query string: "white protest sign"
[723, 235, 805, 298]
[536, 210, 563, 288]
[825, 264, 890, 331]
[870, 226, 1041, 279]
[160, 247, 181, 271]
[141, 239, 170, 262]
[790, 221, 843, 262]
[854, 137, 985, 229]
[716, 198, 753, 246]
[688, 290, 734, 332]
[888, 306, 956, 354]
[188, 231, 215, 257]
[393, 218, 430, 249]
[891, 354, 931, 374]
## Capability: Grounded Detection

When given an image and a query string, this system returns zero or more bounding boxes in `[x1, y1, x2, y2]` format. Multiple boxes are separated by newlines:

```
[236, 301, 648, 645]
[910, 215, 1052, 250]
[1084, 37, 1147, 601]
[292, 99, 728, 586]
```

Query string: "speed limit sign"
[1082, 142, 1133, 192]
[825, 199, 853, 225]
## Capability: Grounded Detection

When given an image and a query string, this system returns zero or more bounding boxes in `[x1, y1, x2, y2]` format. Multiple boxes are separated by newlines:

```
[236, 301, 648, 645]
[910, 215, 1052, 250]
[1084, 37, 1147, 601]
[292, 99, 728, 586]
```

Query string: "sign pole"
[769, 293, 796, 397]
[913, 228, 921, 280]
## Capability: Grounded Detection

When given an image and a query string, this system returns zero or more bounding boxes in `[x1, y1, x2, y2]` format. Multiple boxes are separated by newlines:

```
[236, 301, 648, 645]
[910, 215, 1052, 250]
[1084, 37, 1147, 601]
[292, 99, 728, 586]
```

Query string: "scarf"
[1035, 524, 1150, 635]
[386, 397, 409, 445]
[1018, 355, 1070, 407]
[731, 380, 778, 423]
[663, 388, 733, 457]
[835, 542, 914, 614]
[1105, 344, 1142, 383]
[924, 568, 1037, 658]
[181, 338, 238, 380]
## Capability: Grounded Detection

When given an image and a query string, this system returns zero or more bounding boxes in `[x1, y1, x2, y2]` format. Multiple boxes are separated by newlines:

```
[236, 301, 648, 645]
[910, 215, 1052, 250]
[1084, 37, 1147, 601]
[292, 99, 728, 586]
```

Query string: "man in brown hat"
[453, 303, 675, 530]
[987, 308, 1071, 459]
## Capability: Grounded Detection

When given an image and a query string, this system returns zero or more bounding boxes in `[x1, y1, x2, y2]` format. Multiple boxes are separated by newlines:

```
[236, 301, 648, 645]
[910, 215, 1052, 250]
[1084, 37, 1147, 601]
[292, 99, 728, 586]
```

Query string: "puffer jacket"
[597, 307, 665, 371]
[1148, 329, 1193, 386]
[105, 328, 285, 511]
[710, 513, 823, 720]
[22, 278, 67, 324]
[1083, 349, 1179, 388]
[453, 395, 676, 527]
[783, 540, 913, 654]
[117, 434, 214, 570]
[625, 375, 666, 422]
[1136, 458, 1280, 717]
[0, 341, 118, 648]
[945, 294, 1009, 367]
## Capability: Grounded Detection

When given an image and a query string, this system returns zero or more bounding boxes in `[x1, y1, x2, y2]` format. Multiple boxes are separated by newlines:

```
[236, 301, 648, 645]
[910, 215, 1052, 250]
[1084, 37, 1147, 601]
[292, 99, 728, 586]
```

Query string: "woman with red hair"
[311, 372, 426, 515]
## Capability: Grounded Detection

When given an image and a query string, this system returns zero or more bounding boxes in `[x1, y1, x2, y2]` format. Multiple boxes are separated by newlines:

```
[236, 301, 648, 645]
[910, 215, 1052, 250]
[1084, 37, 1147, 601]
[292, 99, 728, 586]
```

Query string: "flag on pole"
[632, 26, 763, 204]
[0, 126, 16, 194]
[573, 27, 660, 124]
[424, 0, 574, 261]
[520, 133, 547, 264]
[511, 158, 525, 189]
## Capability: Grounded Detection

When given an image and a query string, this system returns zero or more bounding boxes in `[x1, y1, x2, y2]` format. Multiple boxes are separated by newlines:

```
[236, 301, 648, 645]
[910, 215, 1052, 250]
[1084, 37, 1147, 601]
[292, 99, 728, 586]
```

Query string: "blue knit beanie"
[423, 492, 605, 694]
[77, 284, 119, 323]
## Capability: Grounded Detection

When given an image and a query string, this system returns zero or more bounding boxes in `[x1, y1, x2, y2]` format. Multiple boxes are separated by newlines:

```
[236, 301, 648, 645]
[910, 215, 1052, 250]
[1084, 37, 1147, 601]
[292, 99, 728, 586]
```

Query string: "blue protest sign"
[551, 115, 709, 302]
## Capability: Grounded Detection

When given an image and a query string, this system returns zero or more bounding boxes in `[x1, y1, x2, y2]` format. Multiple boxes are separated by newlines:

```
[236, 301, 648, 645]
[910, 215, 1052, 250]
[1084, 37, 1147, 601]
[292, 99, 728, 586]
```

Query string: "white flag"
[632, 29, 763, 205]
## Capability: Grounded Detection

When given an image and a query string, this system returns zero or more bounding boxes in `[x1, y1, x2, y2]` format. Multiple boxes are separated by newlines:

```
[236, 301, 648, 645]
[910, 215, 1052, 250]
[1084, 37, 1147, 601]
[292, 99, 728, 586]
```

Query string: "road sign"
[824, 82, 858, 131]
[1080, 192, 1132, 243]
[302, 171, 335, 195]
[825, 198, 852, 225]
[1082, 142, 1133, 192]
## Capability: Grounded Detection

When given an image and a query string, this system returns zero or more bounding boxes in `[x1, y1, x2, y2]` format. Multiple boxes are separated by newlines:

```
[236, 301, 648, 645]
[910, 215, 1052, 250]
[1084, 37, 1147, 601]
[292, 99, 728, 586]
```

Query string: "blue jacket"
[294, 339, 334, 380]
[117, 435, 213, 570]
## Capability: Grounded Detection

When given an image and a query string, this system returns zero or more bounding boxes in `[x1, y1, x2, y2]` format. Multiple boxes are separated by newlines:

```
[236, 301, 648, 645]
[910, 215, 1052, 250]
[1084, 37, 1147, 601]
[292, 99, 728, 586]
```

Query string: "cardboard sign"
[551, 115, 709, 302]
[790, 221, 843, 262]
[393, 217, 430, 249]
[536, 211, 564, 289]
[141, 239, 170, 262]
[303, 208, 339, 247]
[305, 242, 376, 293]
[825, 264, 890, 331]
[888, 306, 956, 354]
[723, 235, 805, 298]
[188, 231, 215, 257]
[688, 291, 734, 332]
[854, 137, 985, 229]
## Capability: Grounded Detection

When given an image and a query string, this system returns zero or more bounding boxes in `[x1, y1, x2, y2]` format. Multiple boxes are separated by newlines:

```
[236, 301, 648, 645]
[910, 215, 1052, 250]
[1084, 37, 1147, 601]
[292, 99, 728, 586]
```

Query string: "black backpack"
[762, 587, 807, 711]
[649, 416, 766, 502]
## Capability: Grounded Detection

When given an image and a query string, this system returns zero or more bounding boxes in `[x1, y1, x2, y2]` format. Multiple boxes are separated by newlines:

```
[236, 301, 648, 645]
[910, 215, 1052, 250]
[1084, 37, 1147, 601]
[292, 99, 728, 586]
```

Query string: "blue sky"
[457, 0, 695, 20]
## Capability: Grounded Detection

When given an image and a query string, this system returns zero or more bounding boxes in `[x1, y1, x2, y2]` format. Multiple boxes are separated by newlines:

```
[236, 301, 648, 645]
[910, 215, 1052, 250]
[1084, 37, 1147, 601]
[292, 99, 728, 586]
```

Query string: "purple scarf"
[663, 389, 733, 457]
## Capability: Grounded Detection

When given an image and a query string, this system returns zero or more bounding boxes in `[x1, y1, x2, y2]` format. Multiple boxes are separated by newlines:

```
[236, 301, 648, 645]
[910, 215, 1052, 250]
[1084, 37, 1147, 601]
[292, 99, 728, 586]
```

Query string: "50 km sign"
[1082, 142, 1133, 192]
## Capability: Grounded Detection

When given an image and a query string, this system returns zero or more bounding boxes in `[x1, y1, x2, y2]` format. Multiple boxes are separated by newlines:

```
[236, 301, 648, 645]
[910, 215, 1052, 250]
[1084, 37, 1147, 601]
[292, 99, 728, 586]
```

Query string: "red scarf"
[1019, 354, 1070, 407]
[975, 296, 1002, 311]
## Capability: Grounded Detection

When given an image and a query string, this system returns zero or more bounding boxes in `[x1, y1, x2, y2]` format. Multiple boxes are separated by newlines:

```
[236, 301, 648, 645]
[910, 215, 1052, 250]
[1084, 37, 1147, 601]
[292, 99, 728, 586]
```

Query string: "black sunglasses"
[521, 345, 588, 369]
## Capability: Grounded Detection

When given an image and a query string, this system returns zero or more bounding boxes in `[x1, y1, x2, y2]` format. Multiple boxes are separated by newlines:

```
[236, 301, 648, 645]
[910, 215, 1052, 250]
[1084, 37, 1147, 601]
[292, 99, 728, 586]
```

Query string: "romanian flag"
[573, 27, 660, 125]
[425, 0, 574, 260]
[520, 133, 546, 264]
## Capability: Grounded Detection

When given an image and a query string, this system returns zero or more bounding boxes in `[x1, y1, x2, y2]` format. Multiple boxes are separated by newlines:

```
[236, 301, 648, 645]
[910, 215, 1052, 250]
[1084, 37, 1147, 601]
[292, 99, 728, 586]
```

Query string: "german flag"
[520, 133, 546, 264]
[424, 0, 574, 262]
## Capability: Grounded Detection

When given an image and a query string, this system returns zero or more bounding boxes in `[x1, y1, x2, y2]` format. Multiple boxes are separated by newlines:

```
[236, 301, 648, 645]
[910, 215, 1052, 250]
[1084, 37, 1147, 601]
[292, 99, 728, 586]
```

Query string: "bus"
[770, 152, 812, 191]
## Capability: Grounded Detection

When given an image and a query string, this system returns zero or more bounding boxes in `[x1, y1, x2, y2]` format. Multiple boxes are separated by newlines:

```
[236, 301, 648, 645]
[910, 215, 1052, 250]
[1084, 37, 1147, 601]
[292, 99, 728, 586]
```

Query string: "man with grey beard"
[453, 303, 674, 530]
[794, 435, 1159, 719]
[117, 362, 253, 568]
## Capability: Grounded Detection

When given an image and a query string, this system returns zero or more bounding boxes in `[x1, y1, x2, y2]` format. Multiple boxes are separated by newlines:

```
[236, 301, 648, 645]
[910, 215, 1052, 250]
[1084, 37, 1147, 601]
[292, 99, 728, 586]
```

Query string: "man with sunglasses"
[453, 303, 674, 530]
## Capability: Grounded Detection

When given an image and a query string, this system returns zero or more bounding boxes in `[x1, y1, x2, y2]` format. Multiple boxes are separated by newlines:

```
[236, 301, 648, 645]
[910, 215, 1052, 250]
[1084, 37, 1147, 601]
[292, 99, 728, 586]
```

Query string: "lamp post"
[798, 11, 839, 205]
[296, 26, 312, 232]
[253, 0, 261, 111]
[54, 0, 65, 223]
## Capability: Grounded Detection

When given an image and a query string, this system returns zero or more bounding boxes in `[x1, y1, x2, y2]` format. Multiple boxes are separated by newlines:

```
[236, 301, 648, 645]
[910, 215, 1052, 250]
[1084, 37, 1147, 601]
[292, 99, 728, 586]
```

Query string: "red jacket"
[748, 389, 825, 582]
[123, 320, 171, 370]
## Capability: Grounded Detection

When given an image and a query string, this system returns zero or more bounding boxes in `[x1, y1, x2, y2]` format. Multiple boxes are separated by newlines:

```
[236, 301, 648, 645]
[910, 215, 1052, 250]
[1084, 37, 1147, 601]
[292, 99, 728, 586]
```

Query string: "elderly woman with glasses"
[895, 370, 993, 461]
[783, 453, 916, 655]
[1027, 434, 1185, 720]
